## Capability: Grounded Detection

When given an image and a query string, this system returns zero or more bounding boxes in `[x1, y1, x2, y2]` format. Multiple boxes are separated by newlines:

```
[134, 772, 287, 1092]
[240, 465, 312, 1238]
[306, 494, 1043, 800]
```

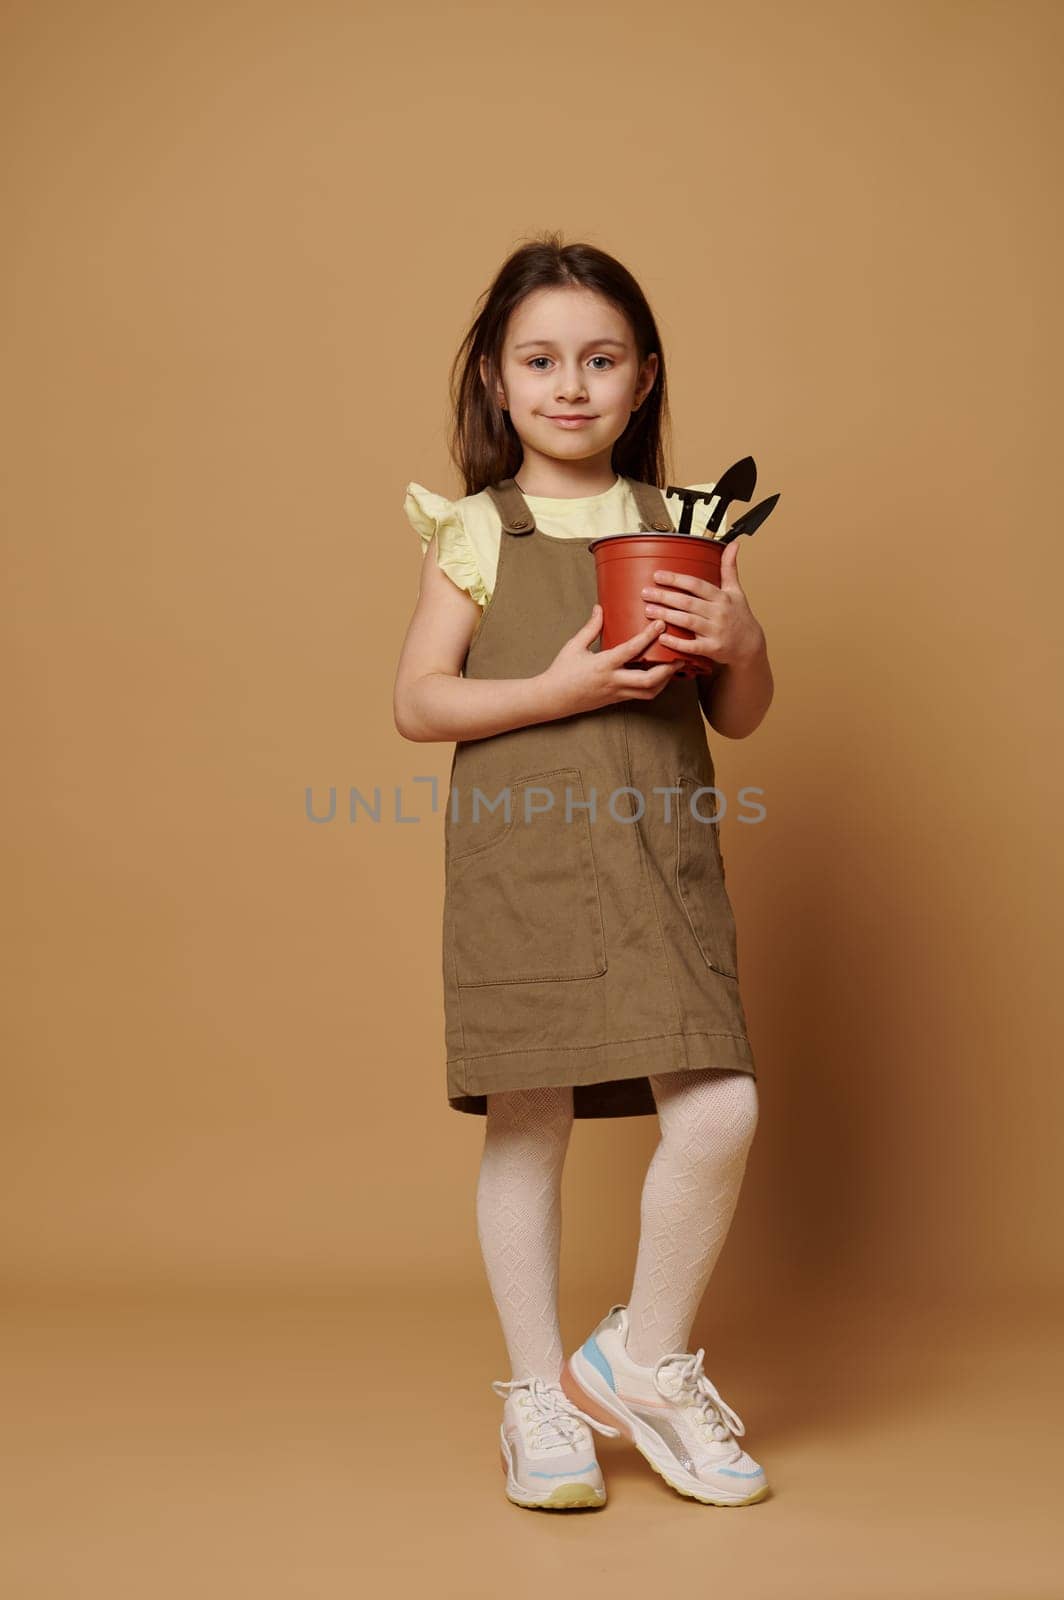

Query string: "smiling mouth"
[545, 415, 598, 424]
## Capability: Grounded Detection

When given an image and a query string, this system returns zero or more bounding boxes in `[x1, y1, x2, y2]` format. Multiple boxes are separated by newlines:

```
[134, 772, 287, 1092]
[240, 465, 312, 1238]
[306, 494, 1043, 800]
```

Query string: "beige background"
[2, 1, 1061, 1596]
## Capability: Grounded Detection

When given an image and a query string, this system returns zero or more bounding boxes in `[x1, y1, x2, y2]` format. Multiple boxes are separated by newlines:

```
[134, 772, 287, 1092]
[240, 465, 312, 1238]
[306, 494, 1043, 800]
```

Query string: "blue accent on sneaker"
[582, 1334, 617, 1392]
[716, 1465, 765, 1478]
[528, 1462, 597, 1478]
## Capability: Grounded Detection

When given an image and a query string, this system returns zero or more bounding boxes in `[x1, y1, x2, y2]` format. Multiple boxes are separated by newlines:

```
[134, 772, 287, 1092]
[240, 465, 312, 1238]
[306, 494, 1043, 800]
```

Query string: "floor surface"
[1, 1285, 1060, 1600]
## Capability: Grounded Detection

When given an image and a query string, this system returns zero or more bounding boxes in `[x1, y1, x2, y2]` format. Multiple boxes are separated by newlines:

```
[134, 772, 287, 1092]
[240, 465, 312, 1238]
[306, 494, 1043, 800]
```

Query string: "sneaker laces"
[653, 1348, 746, 1444]
[491, 1375, 622, 1448]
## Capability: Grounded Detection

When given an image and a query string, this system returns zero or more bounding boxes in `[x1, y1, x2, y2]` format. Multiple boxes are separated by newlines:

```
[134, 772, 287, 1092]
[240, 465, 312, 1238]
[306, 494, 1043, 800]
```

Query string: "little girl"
[393, 233, 774, 1513]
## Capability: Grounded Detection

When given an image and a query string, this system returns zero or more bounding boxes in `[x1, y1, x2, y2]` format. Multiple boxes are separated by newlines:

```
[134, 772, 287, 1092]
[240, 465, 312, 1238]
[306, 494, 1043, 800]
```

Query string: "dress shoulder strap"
[627, 478, 674, 533]
[484, 478, 535, 537]
[487, 475, 674, 536]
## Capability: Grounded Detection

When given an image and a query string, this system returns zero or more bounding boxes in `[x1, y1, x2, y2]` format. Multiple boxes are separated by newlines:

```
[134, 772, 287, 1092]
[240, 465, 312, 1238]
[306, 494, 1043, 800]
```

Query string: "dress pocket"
[674, 773, 739, 980]
[445, 765, 607, 987]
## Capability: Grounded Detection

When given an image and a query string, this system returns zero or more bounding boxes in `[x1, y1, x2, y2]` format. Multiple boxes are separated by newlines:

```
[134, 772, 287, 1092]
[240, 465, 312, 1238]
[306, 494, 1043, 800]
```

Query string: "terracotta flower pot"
[588, 532, 722, 678]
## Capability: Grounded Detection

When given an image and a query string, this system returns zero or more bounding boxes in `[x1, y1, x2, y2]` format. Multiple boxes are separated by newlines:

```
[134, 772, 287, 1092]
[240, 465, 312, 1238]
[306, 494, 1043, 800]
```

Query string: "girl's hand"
[538, 607, 683, 718]
[641, 541, 765, 668]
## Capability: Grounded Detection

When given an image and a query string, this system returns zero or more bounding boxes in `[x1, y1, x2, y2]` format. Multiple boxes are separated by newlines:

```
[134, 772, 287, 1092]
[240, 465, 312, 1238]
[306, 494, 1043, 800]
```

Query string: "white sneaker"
[560, 1304, 769, 1506]
[492, 1373, 621, 1510]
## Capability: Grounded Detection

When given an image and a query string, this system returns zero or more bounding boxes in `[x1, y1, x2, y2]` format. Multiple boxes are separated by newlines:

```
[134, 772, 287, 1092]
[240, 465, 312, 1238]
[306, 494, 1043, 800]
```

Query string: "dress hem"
[445, 1029, 756, 1118]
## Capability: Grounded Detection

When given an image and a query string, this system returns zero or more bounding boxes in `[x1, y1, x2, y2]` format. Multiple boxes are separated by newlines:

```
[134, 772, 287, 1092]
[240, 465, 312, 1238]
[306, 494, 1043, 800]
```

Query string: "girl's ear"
[479, 355, 507, 410]
[633, 350, 659, 409]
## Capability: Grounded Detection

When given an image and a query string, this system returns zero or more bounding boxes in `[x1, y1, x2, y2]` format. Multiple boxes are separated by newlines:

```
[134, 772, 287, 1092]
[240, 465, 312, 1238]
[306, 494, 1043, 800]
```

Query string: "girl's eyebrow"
[512, 337, 628, 350]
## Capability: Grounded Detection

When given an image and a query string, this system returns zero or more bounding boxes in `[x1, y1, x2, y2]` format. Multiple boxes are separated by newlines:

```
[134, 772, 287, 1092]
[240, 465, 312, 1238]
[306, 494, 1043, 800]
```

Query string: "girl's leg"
[475, 1084, 574, 1384]
[624, 1068, 759, 1367]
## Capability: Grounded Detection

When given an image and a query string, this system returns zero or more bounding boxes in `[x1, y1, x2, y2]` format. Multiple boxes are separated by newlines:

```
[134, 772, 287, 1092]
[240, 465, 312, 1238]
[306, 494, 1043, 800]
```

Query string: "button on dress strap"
[627, 478, 675, 533]
[485, 478, 535, 536]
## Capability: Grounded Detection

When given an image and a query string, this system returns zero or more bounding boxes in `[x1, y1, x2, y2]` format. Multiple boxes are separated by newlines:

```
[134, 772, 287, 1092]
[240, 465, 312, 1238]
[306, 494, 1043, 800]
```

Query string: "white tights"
[474, 1069, 759, 1383]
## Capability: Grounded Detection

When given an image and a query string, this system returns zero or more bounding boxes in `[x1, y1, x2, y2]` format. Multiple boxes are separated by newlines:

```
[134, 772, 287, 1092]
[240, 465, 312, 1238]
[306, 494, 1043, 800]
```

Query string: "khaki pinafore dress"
[441, 476, 756, 1118]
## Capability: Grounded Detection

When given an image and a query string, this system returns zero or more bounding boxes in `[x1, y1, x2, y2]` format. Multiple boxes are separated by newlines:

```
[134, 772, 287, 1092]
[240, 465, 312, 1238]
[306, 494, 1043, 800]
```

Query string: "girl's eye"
[526, 355, 615, 371]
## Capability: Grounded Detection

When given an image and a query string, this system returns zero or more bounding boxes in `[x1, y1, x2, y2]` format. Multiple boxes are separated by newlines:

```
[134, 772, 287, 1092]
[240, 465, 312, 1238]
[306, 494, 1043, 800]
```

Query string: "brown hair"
[448, 231, 672, 496]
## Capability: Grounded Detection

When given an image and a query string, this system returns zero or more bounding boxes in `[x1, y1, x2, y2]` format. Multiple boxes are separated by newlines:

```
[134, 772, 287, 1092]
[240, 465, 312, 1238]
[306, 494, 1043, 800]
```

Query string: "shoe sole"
[561, 1351, 769, 1507]
[498, 1436, 607, 1510]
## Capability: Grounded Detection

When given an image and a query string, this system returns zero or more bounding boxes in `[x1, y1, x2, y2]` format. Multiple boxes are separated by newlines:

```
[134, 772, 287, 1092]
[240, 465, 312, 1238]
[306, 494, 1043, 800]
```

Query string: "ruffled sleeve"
[403, 483, 489, 608]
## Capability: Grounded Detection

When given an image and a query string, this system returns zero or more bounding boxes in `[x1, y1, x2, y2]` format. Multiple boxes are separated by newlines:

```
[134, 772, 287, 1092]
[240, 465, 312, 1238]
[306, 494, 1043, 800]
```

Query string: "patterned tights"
[474, 1069, 759, 1382]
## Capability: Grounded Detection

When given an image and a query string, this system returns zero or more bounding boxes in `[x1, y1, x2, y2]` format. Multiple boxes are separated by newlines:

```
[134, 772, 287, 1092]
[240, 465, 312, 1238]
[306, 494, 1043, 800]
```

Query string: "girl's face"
[483, 285, 658, 476]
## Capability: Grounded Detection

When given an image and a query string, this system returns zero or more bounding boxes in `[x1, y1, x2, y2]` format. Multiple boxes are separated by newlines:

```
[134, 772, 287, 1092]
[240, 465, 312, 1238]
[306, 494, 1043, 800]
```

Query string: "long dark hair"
[448, 232, 672, 496]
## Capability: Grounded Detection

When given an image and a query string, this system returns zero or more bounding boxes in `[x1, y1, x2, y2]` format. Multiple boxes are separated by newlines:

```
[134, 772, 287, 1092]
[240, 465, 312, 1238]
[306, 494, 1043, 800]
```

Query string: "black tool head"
[664, 486, 715, 536]
[717, 492, 780, 545]
[706, 456, 758, 532]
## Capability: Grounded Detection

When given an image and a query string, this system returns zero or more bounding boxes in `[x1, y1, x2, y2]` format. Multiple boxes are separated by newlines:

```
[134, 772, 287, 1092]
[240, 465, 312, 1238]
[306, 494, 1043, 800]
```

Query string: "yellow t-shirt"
[402, 475, 728, 608]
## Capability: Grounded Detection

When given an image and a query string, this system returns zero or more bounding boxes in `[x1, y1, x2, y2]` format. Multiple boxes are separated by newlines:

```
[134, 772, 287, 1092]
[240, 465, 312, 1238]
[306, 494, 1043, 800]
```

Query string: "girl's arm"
[393, 537, 547, 736]
[696, 632, 774, 739]
[394, 539, 678, 742]
[393, 539, 566, 742]
[642, 544, 773, 740]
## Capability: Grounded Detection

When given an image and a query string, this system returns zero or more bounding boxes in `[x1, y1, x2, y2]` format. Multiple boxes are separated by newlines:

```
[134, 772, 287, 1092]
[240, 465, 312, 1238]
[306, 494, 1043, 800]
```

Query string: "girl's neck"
[516, 473, 622, 501]
[513, 450, 619, 500]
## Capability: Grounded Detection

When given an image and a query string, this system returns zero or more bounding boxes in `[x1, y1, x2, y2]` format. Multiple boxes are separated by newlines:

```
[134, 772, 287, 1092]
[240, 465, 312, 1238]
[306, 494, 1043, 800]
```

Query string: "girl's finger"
[605, 618, 667, 661]
[615, 660, 679, 686]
